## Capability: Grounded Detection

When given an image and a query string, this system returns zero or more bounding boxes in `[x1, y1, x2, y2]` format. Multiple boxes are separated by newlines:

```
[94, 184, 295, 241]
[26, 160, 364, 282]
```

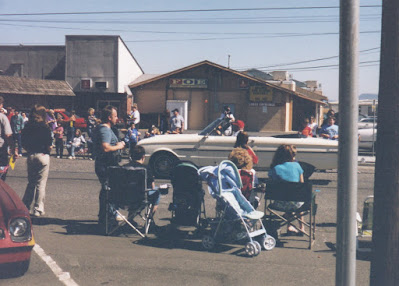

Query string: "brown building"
[129, 61, 325, 132]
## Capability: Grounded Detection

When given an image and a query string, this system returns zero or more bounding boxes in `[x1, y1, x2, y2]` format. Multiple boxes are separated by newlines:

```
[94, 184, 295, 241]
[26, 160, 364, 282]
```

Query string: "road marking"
[33, 244, 79, 286]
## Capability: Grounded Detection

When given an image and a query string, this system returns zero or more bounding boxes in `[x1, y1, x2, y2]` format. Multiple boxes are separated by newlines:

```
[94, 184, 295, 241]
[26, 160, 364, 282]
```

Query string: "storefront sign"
[249, 102, 276, 107]
[169, 78, 208, 88]
[249, 86, 273, 102]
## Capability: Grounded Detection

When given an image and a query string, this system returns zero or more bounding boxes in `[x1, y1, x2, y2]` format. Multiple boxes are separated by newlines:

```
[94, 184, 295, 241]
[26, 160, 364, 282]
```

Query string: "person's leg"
[17, 133, 22, 155]
[32, 154, 50, 215]
[95, 162, 107, 224]
[71, 145, 76, 158]
[147, 190, 160, 215]
[22, 155, 38, 213]
[55, 139, 60, 157]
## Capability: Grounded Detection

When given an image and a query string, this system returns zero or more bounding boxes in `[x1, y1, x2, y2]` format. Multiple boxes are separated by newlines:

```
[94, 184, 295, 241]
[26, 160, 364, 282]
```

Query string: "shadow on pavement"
[31, 217, 101, 236]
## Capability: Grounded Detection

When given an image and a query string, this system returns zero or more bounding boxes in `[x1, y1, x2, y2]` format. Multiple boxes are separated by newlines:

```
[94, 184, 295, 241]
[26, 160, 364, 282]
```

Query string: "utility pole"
[370, 0, 399, 284]
[336, 0, 359, 285]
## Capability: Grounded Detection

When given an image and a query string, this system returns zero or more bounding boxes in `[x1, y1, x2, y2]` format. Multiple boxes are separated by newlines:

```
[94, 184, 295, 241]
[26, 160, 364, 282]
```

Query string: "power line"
[0, 5, 381, 17]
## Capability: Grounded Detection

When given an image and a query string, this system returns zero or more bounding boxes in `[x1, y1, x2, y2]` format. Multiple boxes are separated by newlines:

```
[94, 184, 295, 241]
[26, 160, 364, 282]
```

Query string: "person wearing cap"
[169, 108, 184, 134]
[232, 120, 245, 136]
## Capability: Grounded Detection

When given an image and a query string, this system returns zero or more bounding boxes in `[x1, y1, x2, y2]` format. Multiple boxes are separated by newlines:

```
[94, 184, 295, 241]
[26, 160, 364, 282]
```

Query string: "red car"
[54, 109, 87, 130]
[0, 180, 35, 276]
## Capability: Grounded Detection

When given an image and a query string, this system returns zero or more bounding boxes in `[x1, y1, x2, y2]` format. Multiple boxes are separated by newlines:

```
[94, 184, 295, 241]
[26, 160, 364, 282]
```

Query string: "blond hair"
[228, 147, 253, 170]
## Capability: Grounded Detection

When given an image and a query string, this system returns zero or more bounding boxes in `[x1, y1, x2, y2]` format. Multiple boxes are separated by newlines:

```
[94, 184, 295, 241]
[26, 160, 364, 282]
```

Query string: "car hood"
[0, 181, 29, 221]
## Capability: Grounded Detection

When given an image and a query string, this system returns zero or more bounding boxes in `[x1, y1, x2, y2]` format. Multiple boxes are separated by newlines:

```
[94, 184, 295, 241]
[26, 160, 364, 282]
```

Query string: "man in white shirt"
[128, 103, 140, 128]
[170, 109, 184, 134]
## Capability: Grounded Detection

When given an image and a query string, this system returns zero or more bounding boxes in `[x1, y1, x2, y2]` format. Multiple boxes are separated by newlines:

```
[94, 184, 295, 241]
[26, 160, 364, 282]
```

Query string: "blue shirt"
[92, 124, 119, 163]
[268, 162, 304, 182]
[320, 124, 339, 139]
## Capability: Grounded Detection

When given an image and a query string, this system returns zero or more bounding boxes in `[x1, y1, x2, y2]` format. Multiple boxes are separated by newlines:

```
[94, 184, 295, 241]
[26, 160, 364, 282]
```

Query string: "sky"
[0, 0, 381, 101]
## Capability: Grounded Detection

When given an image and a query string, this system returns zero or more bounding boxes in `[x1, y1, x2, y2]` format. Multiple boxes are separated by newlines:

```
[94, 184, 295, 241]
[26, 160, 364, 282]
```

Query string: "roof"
[129, 60, 325, 104]
[0, 76, 75, 97]
[130, 74, 160, 85]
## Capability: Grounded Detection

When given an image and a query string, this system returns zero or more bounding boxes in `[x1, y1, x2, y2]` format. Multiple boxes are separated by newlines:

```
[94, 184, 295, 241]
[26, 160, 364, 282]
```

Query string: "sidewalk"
[358, 155, 375, 166]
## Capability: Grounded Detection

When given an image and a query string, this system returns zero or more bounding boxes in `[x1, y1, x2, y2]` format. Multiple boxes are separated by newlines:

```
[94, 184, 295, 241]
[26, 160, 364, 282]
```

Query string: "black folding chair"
[264, 181, 317, 249]
[104, 166, 154, 237]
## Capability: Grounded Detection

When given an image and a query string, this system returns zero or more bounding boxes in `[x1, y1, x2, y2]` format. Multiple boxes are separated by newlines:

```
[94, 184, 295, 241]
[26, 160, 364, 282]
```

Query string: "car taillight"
[9, 218, 31, 242]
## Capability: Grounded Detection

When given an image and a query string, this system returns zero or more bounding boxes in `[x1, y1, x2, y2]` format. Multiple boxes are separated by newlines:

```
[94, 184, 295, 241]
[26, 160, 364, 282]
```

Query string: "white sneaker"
[244, 210, 264, 220]
[56, 156, 60, 159]
[68, 156, 73, 159]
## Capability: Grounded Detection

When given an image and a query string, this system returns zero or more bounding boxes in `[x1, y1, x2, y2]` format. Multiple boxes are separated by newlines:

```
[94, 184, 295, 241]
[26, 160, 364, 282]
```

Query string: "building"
[0, 35, 143, 116]
[129, 61, 326, 132]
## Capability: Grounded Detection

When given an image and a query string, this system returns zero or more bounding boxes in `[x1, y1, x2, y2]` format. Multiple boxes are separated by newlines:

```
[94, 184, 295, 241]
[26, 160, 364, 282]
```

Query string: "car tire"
[150, 152, 177, 179]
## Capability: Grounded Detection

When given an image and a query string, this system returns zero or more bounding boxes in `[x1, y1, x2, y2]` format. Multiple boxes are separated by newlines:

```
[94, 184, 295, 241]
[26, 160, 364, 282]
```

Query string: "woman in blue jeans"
[21, 104, 52, 217]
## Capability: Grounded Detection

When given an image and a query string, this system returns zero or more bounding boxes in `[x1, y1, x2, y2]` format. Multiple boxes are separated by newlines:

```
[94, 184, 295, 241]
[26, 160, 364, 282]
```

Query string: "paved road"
[1, 157, 373, 286]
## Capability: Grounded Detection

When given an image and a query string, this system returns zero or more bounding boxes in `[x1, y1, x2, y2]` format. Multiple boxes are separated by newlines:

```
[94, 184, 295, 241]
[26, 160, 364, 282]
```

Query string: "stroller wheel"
[261, 235, 276, 251]
[202, 235, 215, 250]
[253, 241, 262, 254]
[245, 242, 259, 257]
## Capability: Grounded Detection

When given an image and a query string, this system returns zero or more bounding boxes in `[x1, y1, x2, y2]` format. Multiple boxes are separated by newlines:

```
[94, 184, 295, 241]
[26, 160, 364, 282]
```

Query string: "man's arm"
[101, 141, 125, 152]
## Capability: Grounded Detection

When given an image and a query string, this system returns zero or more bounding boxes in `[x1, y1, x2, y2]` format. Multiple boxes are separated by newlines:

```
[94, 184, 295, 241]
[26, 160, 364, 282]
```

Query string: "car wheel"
[150, 152, 177, 179]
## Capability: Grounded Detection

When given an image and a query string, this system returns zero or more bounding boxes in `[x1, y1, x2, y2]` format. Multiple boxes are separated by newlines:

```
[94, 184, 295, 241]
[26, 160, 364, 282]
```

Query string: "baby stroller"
[168, 161, 206, 228]
[199, 160, 276, 257]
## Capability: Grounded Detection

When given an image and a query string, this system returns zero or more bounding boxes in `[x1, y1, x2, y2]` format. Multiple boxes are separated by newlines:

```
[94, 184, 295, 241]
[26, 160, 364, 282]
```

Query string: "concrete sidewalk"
[358, 155, 375, 166]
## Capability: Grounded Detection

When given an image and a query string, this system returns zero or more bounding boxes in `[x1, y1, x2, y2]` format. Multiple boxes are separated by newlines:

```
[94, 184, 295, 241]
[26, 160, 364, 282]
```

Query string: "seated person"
[124, 122, 141, 151]
[124, 145, 161, 223]
[268, 144, 305, 234]
[301, 118, 312, 137]
[228, 147, 259, 209]
[234, 131, 258, 165]
[67, 129, 86, 159]
[320, 116, 339, 140]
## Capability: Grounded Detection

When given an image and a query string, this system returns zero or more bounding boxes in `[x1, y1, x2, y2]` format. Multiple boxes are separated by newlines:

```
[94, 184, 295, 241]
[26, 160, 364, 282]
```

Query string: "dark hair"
[234, 131, 249, 148]
[270, 144, 296, 168]
[101, 105, 116, 123]
[75, 129, 82, 136]
[130, 145, 146, 161]
[30, 104, 47, 123]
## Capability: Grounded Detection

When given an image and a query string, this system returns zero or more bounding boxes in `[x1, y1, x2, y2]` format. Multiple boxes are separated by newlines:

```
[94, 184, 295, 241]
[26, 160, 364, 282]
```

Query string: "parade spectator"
[228, 147, 259, 208]
[144, 125, 160, 138]
[301, 118, 312, 137]
[125, 145, 161, 225]
[66, 110, 76, 143]
[124, 122, 141, 153]
[268, 144, 305, 234]
[309, 116, 318, 136]
[127, 103, 140, 129]
[170, 108, 184, 134]
[92, 105, 125, 225]
[67, 129, 86, 159]
[234, 131, 258, 165]
[320, 116, 339, 140]
[54, 118, 64, 159]
[322, 109, 336, 126]
[0, 97, 17, 180]
[219, 106, 235, 136]
[21, 104, 52, 217]
[11, 110, 24, 156]
[6, 107, 14, 122]
[46, 109, 57, 145]
[87, 108, 98, 139]
[21, 112, 29, 127]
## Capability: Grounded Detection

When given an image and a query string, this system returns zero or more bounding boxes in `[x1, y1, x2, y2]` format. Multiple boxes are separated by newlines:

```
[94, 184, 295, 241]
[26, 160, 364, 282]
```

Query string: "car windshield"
[199, 118, 230, 136]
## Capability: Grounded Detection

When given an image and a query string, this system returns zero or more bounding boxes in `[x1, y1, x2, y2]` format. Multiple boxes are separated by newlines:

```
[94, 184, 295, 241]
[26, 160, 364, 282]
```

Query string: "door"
[167, 100, 188, 130]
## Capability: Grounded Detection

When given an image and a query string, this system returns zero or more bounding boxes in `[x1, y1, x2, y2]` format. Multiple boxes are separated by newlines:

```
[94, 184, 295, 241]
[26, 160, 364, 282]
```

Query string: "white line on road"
[33, 244, 79, 286]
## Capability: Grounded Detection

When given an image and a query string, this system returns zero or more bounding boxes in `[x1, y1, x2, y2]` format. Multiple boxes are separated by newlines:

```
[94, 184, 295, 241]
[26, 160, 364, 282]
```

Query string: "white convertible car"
[138, 118, 338, 178]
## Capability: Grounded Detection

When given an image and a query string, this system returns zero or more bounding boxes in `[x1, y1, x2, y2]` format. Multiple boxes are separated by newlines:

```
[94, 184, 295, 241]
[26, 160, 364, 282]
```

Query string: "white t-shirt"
[132, 110, 140, 124]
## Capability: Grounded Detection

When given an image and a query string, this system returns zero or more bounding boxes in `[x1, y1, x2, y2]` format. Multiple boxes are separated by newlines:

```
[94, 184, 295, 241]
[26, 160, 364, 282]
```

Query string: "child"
[54, 118, 64, 158]
[301, 118, 312, 137]
[124, 122, 141, 153]
[67, 129, 85, 159]
[228, 147, 260, 209]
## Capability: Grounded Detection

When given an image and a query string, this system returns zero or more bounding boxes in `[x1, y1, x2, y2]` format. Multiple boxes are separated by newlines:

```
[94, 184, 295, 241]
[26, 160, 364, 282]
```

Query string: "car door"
[195, 135, 236, 167]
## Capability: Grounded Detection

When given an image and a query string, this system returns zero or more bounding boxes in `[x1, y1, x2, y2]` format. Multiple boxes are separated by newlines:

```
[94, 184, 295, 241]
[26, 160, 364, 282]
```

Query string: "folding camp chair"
[104, 166, 154, 237]
[264, 181, 317, 249]
[356, 195, 373, 253]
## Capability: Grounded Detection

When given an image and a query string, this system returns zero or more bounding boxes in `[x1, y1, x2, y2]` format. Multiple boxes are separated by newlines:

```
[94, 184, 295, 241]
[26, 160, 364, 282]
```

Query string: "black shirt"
[21, 121, 52, 154]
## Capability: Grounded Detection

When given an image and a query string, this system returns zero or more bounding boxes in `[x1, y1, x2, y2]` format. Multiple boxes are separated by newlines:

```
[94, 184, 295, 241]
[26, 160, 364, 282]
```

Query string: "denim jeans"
[13, 133, 22, 154]
[22, 153, 50, 214]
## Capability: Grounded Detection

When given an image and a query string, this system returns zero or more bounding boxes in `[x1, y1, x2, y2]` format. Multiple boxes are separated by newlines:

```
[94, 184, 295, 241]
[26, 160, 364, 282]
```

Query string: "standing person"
[234, 131, 258, 165]
[268, 144, 305, 234]
[87, 108, 97, 139]
[21, 112, 29, 126]
[320, 116, 339, 140]
[127, 103, 140, 129]
[66, 110, 76, 143]
[0, 97, 17, 180]
[92, 105, 125, 226]
[11, 110, 24, 156]
[21, 104, 52, 217]
[46, 109, 57, 146]
[169, 108, 184, 134]
[160, 110, 170, 134]
[54, 118, 64, 159]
